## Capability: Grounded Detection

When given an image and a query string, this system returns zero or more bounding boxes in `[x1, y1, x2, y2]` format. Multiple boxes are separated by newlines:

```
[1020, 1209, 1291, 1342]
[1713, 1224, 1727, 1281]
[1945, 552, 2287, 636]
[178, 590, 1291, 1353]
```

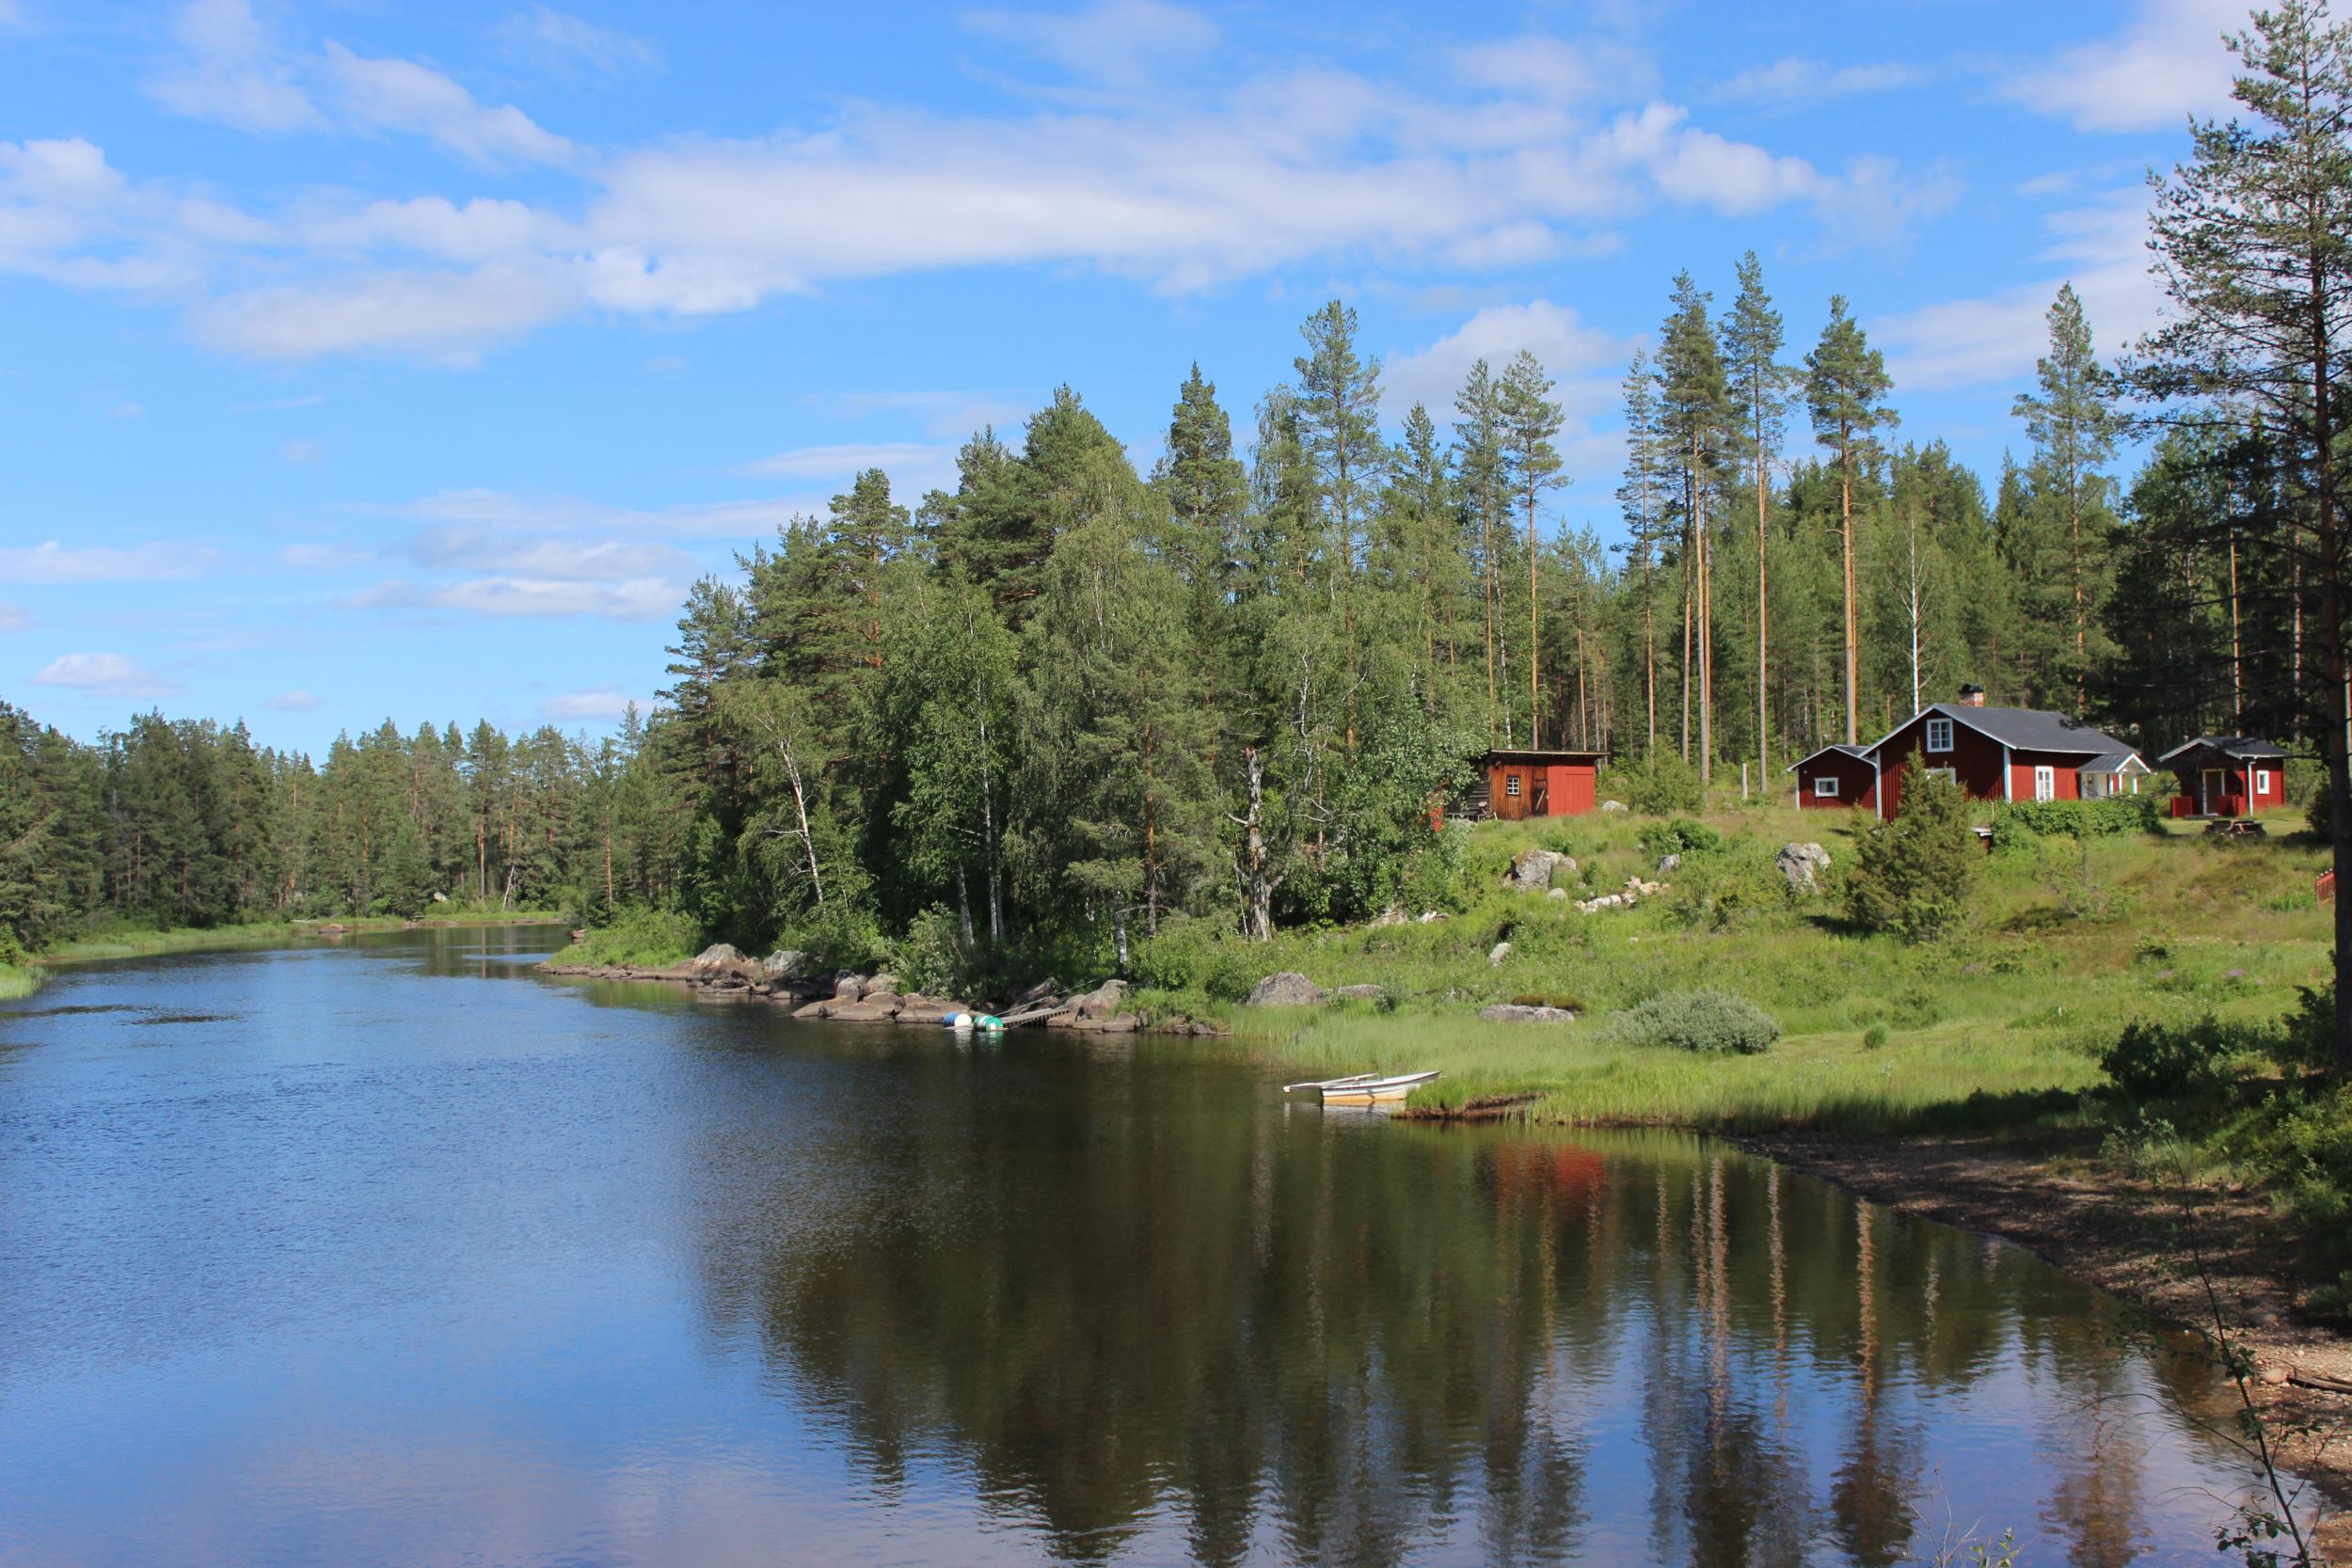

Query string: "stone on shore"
[762, 949, 808, 980]
[1487, 941, 1513, 967]
[791, 999, 832, 1020]
[692, 942, 747, 975]
[1246, 971, 1328, 1008]
[1480, 1004, 1575, 1024]
[1776, 842, 1831, 893]
[828, 999, 902, 1022]
[833, 974, 868, 1002]
[1508, 849, 1576, 891]
[1599, 800, 1627, 813]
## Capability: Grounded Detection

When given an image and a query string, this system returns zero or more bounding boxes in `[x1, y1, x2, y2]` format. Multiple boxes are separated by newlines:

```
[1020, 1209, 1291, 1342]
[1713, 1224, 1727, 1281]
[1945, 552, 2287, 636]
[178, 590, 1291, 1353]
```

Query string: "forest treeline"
[4, 5, 2344, 1012]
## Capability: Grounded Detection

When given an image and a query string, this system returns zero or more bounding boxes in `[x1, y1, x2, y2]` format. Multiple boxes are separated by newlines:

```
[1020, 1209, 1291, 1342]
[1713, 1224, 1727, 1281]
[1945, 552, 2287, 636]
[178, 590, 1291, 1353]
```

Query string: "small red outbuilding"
[1787, 686, 2148, 820]
[2156, 736, 2291, 817]
[1465, 749, 1604, 820]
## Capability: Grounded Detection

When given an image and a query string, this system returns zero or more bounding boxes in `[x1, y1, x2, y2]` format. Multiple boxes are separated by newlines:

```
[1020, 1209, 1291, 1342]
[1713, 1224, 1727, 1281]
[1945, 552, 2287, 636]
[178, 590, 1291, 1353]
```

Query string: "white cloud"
[735, 441, 957, 487]
[405, 527, 692, 580]
[1383, 299, 1631, 416]
[0, 539, 219, 580]
[1873, 188, 2158, 390]
[496, 6, 658, 74]
[2005, 0, 2244, 133]
[325, 42, 575, 166]
[194, 265, 577, 363]
[0, 602, 26, 632]
[366, 487, 826, 540]
[279, 437, 325, 465]
[348, 576, 682, 620]
[278, 540, 375, 570]
[31, 651, 180, 697]
[963, 0, 1219, 87]
[803, 389, 1030, 437]
[149, 0, 323, 133]
[1451, 33, 1658, 104]
[263, 687, 320, 711]
[543, 686, 647, 721]
[1718, 58, 1925, 105]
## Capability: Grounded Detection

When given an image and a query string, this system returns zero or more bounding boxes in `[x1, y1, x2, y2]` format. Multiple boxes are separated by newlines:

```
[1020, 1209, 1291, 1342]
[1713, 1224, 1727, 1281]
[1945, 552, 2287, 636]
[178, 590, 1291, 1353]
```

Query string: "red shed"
[1465, 749, 1603, 820]
[2156, 736, 2291, 817]
[1788, 743, 1879, 813]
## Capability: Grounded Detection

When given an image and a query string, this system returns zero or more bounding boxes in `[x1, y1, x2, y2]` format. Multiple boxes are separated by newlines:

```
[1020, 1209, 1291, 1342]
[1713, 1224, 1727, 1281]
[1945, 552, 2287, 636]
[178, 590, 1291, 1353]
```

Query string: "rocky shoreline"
[543, 944, 1230, 1037]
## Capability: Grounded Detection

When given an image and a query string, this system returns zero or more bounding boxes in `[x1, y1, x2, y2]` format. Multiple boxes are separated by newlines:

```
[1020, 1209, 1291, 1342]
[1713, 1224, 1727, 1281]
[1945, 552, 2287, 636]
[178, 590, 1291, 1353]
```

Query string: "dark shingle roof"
[1931, 704, 2131, 755]
[2156, 735, 2289, 763]
[2079, 751, 2148, 774]
[1783, 742, 1872, 774]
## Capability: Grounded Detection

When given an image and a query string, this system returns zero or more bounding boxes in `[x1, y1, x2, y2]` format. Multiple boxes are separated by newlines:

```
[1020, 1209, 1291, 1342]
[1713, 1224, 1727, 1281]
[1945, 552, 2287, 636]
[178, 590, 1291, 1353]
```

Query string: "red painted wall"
[1546, 764, 1597, 816]
[2008, 749, 2084, 805]
[1793, 751, 1879, 812]
[1875, 712, 2007, 818]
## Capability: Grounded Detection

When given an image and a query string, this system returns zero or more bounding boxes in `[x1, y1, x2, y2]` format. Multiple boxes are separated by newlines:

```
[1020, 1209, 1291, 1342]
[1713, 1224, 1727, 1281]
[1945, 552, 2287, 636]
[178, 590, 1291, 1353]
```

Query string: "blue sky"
[1, 0, 2249, 754]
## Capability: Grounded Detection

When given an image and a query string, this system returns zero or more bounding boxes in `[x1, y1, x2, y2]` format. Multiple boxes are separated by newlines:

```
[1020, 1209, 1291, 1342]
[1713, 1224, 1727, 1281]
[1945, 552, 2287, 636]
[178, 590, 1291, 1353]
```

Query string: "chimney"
[1958, 683, 1986, 707]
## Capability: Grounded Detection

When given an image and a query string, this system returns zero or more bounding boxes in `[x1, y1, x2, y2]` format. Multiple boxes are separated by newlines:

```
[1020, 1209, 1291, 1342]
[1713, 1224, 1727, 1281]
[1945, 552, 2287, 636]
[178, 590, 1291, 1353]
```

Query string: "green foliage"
[1609, 753, 1704, 816]
[1844, 760, 1978, 942]
[1663, 838, 1788, 930]
[1133, 918, 1258, 1004]
[1604, 988, 1781, 1055]
[1639, 817, 1721, 857]
[889, 906, 979, 998]
[2099, 1014, 2266, 1101]
[1991, 795, 2160, 846]
[555, 906, 701, 969]
[1862, 1025, 1889, 1050]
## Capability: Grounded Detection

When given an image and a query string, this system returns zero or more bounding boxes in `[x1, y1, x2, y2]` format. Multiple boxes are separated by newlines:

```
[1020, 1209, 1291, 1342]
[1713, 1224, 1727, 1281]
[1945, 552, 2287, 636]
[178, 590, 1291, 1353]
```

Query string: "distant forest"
[5, 7, 2344, 989]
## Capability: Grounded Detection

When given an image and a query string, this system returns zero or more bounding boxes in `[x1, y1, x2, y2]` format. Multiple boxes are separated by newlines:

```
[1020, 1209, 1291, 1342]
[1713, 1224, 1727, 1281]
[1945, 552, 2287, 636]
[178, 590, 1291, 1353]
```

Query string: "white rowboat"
[1281, 1069, 1440, 1105]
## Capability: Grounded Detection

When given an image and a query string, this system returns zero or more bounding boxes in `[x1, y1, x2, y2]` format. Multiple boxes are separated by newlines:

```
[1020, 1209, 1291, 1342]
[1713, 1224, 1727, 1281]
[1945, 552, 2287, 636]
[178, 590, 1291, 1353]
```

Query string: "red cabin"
[1463, 749, 1603, 820]
[2156, 736, 2291, 818]
[1788, 686, 2147, 820]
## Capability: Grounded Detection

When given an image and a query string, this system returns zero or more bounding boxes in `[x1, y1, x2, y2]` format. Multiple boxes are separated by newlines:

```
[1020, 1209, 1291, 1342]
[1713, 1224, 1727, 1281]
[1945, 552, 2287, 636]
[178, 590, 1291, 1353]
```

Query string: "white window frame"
[1814, 776, 1840, 799]
[1925, 717, 1954, 753]
[1504, 774, 1520, 799]
[2256, 768, 2272, 797]
[2033, 764, 2055, 802]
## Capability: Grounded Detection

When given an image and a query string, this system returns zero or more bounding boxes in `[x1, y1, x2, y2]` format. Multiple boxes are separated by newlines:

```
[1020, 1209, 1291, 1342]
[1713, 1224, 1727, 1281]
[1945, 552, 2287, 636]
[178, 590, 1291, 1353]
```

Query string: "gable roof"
[2154, 735, 2290, 764]
[1899, 703, 2132, 757]
[2080, 752, 2151, 774]
[1784, 742, 1872, 775]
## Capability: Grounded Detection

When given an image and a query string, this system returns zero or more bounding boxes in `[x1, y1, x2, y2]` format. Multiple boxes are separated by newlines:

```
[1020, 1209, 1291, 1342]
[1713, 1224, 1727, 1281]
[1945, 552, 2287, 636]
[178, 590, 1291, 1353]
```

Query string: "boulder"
[833, 974, 868, 1002]
[1547, 888, 1567, 900]
[692, 942, 747, 976]
[1487, 941, 1513, 967]
[1508, 849, 1577, 891]
[1013, 977, 1062, 1007]
[894, 997, 964, 1024]
[1656, 852, 1681, 875]
[1088, 1012, 1143, 1034]
[762, 949, 809, 981]
[868, 973, 900, 996]
[1070, 978, 1131, 1021]
[860, 990, 903, 1011]
[1776, 842, 1831, 894]
[1479, 1004, 1575, 1024]
[791, 999, 833, 1021]
[1369, 905, 1408, 928]
[1418, 911, 1449, 924]
[1599, 800, 1628, 813]
[829, 999, 902, 1022]
[1331, 983, 1384, 1002]
[1246, 971, 1329, 1008]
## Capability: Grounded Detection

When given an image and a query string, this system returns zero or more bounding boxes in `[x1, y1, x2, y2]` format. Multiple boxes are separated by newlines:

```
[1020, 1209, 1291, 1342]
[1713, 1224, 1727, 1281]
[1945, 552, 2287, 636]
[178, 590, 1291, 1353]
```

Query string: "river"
[0, 927, 2292, 1566]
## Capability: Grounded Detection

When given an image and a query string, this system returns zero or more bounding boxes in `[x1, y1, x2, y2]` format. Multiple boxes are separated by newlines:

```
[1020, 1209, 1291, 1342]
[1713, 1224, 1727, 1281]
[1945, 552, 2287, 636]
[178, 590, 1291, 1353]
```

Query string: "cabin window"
[1504, 775, 1520, 799]
[1926, 767, 1956, 787]
[1926, 718, 1954, 753]
[2256, 769, 2272, 796]
[2034, 764, 2055, 802]
[1814, 776, 1839, 798]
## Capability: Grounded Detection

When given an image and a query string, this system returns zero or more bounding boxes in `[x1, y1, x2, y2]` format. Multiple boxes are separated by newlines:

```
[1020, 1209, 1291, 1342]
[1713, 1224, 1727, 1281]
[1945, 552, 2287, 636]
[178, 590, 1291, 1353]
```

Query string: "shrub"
[2099, 1014, 2265, 1100]
[1133, 918, 1258, 1003]
[1862, 1025, 1889, 1051]
[1640, 817, 1722, 858]
[1663, 840, 1788, 931]
[888, 906, 978, 997]
[1844, 759, 1977, 942]
[560, 905, 701, 968]
[2280, 981, 2338, 1074]
[1605, 988, 1780, 1054]
[1992, 795, 2161, 846]
[1610, 752, 1703, 815]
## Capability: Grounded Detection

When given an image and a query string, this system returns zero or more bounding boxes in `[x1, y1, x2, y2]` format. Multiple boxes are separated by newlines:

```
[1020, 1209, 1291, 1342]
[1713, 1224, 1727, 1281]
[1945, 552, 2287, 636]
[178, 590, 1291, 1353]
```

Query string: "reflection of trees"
[679, 1048, 2216, 1565]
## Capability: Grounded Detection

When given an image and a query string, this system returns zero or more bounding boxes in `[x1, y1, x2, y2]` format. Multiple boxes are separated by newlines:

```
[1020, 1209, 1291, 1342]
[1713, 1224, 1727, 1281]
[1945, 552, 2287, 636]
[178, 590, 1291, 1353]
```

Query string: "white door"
[2034, 765, 2055, 802]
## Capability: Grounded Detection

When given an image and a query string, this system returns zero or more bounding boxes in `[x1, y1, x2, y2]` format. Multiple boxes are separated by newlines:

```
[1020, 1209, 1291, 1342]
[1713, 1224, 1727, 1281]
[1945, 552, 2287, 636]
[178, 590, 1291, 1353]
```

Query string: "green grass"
[545, 907, 701, 970]
[1134, 800, 2335, 1135]
[14, 909, 569, 994]
[0, 962, 39, 1000]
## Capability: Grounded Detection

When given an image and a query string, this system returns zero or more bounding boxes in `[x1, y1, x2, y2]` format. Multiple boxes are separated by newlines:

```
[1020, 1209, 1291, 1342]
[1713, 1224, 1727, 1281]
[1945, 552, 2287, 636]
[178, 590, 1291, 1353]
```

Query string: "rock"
[431, 891, 447, 903]
[791, 1000, 832, 1020]
[1331, 983, 1384, 1002]
[1370, 905, 1408, 928]
[833, 974, 868, 1002]
[692, 942, 747, 975]
[2260, 1363, 2293, 1386]
[1043, 1006, 1080, 1029]
[1487, 941, 1513, 967]
[1548, 888, 1567, 900]
[762, 949, 808, 981]
[1246, 971, 1329, 1008]
[1508, 849, 1576, 891]
[1776, 842, 1831, 894]
[895, 997, 963, 1023]
[1070, 978, 1131, 1020]
[1013, 977, 1062, 1007]
[829, 999, 902, 1022]
[1599, 800, 1628, 813]
[1097, 1012, 1142, 1034]
[868, 973, 900, 995]
[1480, 1004, 1575, 1024]
[1418, 911, 1449, 924]
[1656, 852, 1681, 875]
[861, 990, 903, 1010]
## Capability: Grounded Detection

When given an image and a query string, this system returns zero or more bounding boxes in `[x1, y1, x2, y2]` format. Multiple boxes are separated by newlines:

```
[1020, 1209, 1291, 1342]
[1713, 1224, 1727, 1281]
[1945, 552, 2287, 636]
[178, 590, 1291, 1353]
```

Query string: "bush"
[1844, 759, 1977, 942]
[1663, 840, 1788, 931]
[888, 906, 978, 997]
[1605, 988, 1780, 1054]
[2099, 1014, 2266, 1100]
[2280, 982, 2339, 1074]
[1609, 753, 1704, 815]
[558, 905, 701, 968]
[1640, 817, 1722, 858]
[1991, 795, 2161, 846]
[1132, 919, 1257, 1003]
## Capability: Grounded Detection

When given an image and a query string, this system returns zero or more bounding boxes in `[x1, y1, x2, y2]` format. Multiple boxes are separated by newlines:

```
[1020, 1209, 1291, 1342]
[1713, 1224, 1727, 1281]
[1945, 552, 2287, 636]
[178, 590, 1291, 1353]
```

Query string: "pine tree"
[1454, 358, 1507, 736]
[1498, 349, 1566, 746]
[1804, 295, 1898, 745]
[1616, 352, 1667, 754]
[2013, 284, 2123, 697]
[1657, 272, 1731, 778]
[1723, 251, 1794, 778]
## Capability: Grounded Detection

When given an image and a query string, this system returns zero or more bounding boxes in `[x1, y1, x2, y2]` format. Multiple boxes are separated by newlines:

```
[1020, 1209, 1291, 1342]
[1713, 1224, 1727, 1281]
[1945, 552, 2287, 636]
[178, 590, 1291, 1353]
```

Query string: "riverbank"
[6, 911, 570, 996]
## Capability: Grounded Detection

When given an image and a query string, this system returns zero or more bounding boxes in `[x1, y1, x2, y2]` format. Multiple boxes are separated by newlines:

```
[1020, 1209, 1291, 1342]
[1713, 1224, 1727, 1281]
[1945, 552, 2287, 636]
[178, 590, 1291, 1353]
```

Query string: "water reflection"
[0, 930, 2282, 1567]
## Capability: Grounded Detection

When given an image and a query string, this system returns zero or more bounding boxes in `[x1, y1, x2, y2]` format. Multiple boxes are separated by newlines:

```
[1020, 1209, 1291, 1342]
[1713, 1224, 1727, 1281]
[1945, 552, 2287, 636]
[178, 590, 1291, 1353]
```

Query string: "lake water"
[0, 927, 2289, 1566]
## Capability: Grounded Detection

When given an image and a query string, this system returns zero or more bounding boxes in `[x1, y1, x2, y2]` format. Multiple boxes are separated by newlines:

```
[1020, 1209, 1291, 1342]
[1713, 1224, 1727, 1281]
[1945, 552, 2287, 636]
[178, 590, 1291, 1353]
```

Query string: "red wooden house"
[1788, 686, 2148, 819]
[2155, 736, 2290, 817]
[1462, 749, 1604, 820]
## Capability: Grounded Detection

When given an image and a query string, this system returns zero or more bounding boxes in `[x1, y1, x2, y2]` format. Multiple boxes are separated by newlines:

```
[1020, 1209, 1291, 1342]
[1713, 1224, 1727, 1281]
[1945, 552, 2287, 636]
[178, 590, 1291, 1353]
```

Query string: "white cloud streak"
[1717, 57, 1925, 105]
[0, 539, 220, 580]
[31, 651, 181, 697]
[2004, 0, 2245, 133]
[323, 42, 575, 166]
[148, 0, 323, 133]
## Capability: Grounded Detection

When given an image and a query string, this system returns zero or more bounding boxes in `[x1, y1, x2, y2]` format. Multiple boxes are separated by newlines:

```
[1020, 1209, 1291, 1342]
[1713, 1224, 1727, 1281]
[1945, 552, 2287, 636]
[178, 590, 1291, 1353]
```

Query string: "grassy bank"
[8, 908, 570, 995]
[1134, 801, 2332, 1135]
